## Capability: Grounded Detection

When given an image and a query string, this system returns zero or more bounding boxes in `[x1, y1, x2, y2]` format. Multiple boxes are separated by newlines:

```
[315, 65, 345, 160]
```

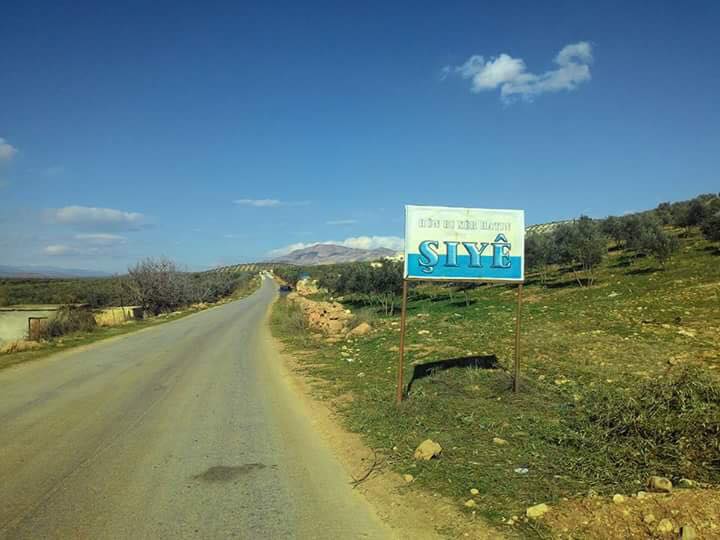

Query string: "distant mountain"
[0, 265, 112, 278]
[272, 244, 399, 265]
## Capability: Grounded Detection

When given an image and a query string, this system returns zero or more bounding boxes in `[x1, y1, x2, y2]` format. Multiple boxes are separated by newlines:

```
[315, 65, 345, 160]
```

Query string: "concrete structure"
[0, 305, 62, 344]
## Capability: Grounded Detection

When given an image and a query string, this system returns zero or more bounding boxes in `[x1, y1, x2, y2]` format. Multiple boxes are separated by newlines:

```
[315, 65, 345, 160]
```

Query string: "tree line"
[275, 193, 720, 306]
[527, 193, 720, 286]
[0, 258, 254, 313]
[275, 260, 404, 315]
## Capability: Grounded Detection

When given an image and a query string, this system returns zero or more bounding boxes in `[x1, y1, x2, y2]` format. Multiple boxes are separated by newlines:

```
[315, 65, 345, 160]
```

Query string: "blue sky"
[1, 0, 719, 272]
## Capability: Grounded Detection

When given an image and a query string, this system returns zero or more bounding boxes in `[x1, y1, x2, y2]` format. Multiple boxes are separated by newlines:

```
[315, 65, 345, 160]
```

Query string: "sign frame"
[396, 204, 525, 404]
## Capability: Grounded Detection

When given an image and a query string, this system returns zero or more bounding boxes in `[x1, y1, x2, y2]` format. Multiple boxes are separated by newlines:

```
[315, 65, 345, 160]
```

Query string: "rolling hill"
[271, 244, 398, 265]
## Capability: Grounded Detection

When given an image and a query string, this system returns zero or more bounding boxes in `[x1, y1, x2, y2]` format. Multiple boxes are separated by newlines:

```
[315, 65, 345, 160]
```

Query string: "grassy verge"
[271, 233, 720, 535]
[0, 274, 262, 372]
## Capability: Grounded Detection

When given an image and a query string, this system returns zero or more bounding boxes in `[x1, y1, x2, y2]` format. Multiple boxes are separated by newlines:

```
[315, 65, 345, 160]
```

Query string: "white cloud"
[223, 233, 246, 239]
[326, 219, 358, 225]
[268, 235, 404, 257]
[49, 206, 145, 230]
[449, 41, 593, 102]
[44, 244, 79, 256]
[74, 233, 127, 246]
[233, 198, 310, 207]
[0, 138, 18, 161]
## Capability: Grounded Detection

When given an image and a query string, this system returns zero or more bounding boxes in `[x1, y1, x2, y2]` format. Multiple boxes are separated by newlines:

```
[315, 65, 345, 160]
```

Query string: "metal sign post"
[513, 282, 523, 393]
[395, 280, 409, 405]
[396, 205, 526, 404]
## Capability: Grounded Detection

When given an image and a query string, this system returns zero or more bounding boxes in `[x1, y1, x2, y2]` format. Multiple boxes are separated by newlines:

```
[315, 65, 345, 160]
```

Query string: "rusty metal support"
[513, 282, 524, 392]
[396, 280, 409, 405]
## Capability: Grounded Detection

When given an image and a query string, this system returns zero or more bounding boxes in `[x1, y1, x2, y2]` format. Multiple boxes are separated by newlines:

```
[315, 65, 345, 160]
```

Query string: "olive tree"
[701, 211, 720, 243]
[553, 216, 607, 287]
[525, 231, 554, 285]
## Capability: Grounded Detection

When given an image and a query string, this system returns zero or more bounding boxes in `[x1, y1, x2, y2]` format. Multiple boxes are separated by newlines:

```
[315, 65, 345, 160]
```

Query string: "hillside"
[271, 221, 720, 538]
[272, 243, 398, 265]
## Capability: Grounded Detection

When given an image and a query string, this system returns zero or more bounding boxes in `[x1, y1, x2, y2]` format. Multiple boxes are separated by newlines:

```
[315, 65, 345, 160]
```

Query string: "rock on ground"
[526, 503, 550, 519]
[655, 518, 674, 534]
[287, 293, 353, 336]
[348, 322, 372, 337]
[647, 476, 673, 493]
[413, 439, 442, 461]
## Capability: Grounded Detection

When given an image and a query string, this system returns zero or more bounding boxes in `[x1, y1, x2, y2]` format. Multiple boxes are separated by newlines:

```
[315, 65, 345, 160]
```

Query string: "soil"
[544, 489, 720, 539]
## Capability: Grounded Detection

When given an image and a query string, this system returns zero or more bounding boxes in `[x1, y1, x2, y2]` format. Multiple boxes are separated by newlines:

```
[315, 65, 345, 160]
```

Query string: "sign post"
[396, 205, 525, 403]
[395, 280, 409, 405]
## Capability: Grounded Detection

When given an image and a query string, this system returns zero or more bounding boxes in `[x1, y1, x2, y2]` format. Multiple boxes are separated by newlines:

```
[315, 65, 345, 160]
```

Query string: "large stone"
[413, 439, 442, 461]
[325, 320, 345, 334]
[677, 478, 696, 488]
[680, 525, 697, 539]
[348, 322, 372, 337]
[647, 476, 673, 493]
[655, 518, 674, 535]
[526, 503, 550, 519]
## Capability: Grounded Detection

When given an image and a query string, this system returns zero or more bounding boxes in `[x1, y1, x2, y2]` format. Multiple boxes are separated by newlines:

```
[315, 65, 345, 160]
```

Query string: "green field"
[271, 229, 720, 535]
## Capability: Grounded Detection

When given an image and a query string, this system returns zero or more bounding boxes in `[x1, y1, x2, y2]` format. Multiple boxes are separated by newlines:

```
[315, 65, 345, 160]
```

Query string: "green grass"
[0, 274, 262, 372]
[271, 230, 720, 535]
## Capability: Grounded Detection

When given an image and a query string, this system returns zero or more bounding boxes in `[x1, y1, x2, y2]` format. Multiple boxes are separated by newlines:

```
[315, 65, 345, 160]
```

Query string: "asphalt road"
[0, 277, 391, 539]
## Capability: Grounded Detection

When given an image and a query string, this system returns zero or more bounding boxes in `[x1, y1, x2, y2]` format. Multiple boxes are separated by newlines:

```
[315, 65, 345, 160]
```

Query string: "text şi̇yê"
[418, 234, 512, 274]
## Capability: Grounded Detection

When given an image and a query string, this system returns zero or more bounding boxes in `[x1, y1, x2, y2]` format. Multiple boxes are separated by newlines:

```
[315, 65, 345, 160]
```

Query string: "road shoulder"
[265, 317, 503, 539]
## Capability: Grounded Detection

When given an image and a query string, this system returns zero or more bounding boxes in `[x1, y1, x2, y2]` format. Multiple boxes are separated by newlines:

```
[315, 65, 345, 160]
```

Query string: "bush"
[557, 368, 720, 487]
[36, 306, 97, 339]
[126, 258, 187, 314]
[351, 306, 378, 327]
[126, 258, 246, 314]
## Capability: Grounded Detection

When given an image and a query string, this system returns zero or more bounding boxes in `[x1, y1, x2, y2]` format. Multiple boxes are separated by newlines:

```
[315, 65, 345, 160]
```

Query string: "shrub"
[557, 368, 720, 487]
[351, 307, 378, 327]
[553, 216, 607, 286]
[127, 258, 189, 315]
[36, 306, 97, 339]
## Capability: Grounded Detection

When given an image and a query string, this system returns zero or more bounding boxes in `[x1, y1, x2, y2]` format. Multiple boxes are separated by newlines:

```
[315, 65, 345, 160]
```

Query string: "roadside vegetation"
[271, 194, 720, 536]
[0, 259, 260, 368]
